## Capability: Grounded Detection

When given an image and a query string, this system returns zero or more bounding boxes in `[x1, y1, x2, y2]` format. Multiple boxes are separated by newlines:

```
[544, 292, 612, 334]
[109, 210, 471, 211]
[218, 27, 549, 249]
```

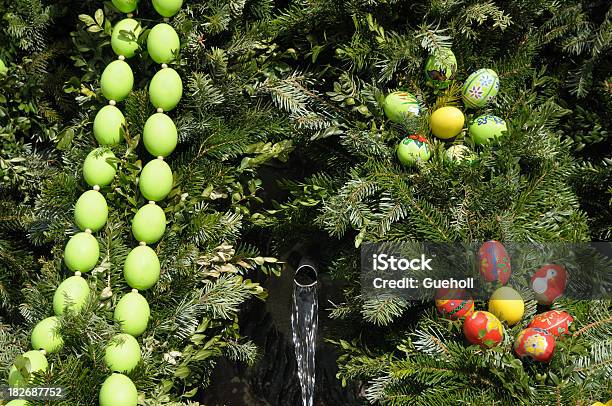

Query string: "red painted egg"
[530, 264, 567, 305]
[478, 240, 511, 284]
[463, 311, 504, 348]
[435, 288, 475, 320]
[528, 310, 573, 337]
[514, 327, 556, 362]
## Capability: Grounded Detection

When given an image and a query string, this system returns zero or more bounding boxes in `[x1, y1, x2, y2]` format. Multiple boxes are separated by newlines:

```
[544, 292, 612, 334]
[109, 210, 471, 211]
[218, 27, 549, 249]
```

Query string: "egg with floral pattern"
[435, 288, 474, 320]
[397, 134, 430, 166]
[462, 69, 500, 109]
[463, 311, 504, 348]
[514, 327, 556, 362]
[528, 310, 573, 337]
[478, 240, 511, 285]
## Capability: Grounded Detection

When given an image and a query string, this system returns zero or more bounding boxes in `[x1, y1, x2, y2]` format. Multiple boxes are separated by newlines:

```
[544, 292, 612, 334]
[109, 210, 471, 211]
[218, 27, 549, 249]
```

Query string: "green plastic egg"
[424, 48, 457, 89]
[123, 245, 160, 290]
[111, 19, 142, 58]
[397, 134, 430, 166]
[83, 148, 117, 187]
[383, 91, 420, 124]
[99, 373, 138, 406]
[468, 114, 507, 145]
[143, 113, 178, 157]
[152, 0, 183, 17]
[0, 58, 7, 75]
[112, 0, 138, 13]
[139, 159, 173, 201]
[8, 350, 48, 387]
[74, 190, 108, 232]
[31, 316, 63, 353]
[114, 291, 150, 336]
[6, 400, 29, 406]
[462, 68, 500, 109]
[149, 68, 183, 111]
[53, 275, 90, 315]
[147, 23, 180, 64]
[94, 105, 126, 146]
[444, 145, 474, 164]
[64, 232, 100, 272]
[101, 60, 134, 102]
[104, 333, 141, 373]
[132, 203, 166, 243]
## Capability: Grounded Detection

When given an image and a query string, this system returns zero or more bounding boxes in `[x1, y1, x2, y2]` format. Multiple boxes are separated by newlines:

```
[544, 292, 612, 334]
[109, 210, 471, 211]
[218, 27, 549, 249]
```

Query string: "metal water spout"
[292, 259, 318, 406]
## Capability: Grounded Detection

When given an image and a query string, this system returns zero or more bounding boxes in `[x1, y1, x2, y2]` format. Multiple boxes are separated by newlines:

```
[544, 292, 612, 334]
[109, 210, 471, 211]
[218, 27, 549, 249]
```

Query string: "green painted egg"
[6, 400, 30, 405]
[99, 373, 138, 406]
[31, 316, 63, 353]
[112, 0, 138, 13]
[383, 91, 420, 124]
[397, 134, 430, 166]
[74, 190, 108, 232]
[53, 275, 90, 315]
[462, 68, 500, 109]
[0, 58, 7, 75]
[104, 333, 141, 373]
[8, 350, 48, 387]
[469, 114, 507, 145]
[94, 105, 125, 146]
[111, 19, 142, 59]
[152, 0, 183, 17]
[444, 145, 474, 164]
[132, 203, 166, 243]
[143, 113, 178, 157]
[425, 48, 457, 89]
[114, 291, 150, 336]
[101, 60, 134, 102]
[149, 68, 183, 111]
[139, 159, 173, 201]
[123, 245, 160, 290]
[83, 148, 116, 187]
[147, 23, 180, 64]
[64, 232, 100, 272]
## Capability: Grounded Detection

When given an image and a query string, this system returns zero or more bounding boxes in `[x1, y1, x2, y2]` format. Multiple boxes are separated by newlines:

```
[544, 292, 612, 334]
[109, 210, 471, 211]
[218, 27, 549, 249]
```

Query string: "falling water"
[291, 261, 318, 406]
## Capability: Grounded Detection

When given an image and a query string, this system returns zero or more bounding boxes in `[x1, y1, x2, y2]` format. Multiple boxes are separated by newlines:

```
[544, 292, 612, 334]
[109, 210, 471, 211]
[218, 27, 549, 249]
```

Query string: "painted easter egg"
[111, 0, 138, 13]
[463, 310, 504, 348]
[74, 190, 108, 232]
[123, 245, 160, 290]
[83, 148, 116, 187]
[94, 105, 125, 146]
[114, 291, 150, 336]
[64, 232, 100, 272]
[528, 310, 573, 337]
[488, 286, 524, 326]
[99, 373, 138, 406]
[8, 350, 48, 387]
[147, 23, 180, 64]
[424, 48, 457, 89]
[53, 275, 90, 315]
[397, 134, 430, 166]
[477, 240, 511, 285]
[514, 327, 556, 362]
[531, 264, 568, 305]
[143, 113, 177, 157]
[435, 288, 474, 320]
[430, 106, 464, 139]
[383, 91, 420, 123]
[131, 203, 166, 244]
[468, 114, 507, 145]
[149, 68, 183, 111]
[138, 159, 173, 201]
[101, 60, 134, 102]
[462, 68, 500, 109]
[152, 0, 183, 17]
[444, 145, 474, 164]
[31, 316, 63, 353]
[111, 19, 142, 59]
[105, 333, 142, 373]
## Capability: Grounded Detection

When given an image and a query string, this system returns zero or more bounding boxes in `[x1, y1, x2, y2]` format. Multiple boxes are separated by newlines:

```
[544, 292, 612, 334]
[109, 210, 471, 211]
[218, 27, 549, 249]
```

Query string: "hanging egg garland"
[430, 106, 464, 139]
[111, 0, 138, 13]
[514, 327, 556, 362]
[383, 91, 420, 123]
[147, 23, 180, 64]
[8, 350, 48, 387]
[463, 310, 504, 348]
[397, 134, 430, 166]
[528, 310, 573, 337]
[99, 373, 139, 406]
[139, 158, 173, 201]
[74, 190, 109, 232]
[31, 316, 63, 353]
[64, 232, 100, 272]
[123, 245, 161, 290]
[152, 0, 183, 17]
[111, 18, 142, 58]
[83, 148, 117, 187]
[469, 114, 507, 145]
[462, 68, 500, 109]
[101, 60, 134, 102]
[477, 240, 511, 285]
[132, 202, 167, 243]
[53, 275, 90, 315]
[94, 105, 126, 146]
[488, 286, 525, 326]
[531, 264, 568, 305]
[104, 333, 142, 373]
[143, 112, 178, 157]
[114, 290, 151, 336]
[149, 67, 183, 111]
[424, 48, 457, 89]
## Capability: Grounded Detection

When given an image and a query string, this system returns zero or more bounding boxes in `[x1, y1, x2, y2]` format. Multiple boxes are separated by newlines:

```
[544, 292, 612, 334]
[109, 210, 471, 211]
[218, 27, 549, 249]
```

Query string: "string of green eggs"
[5, 1, 183, 405]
